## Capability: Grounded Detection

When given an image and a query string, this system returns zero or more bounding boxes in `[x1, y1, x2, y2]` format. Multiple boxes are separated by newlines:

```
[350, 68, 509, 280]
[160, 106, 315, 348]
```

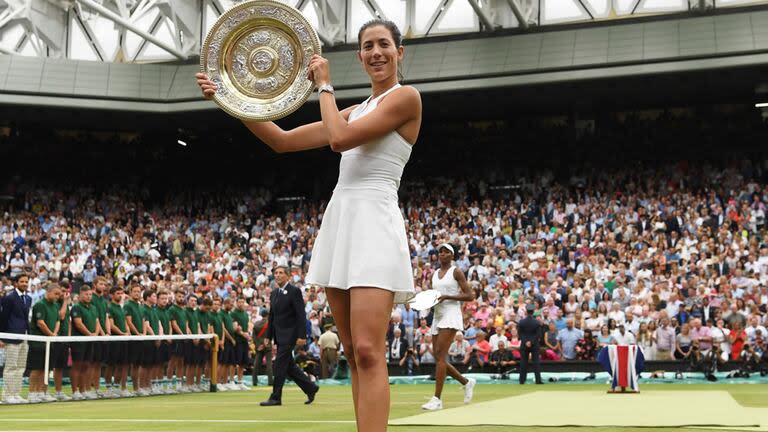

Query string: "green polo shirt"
[108, 302, 127, 334]
[56, 300, 70, 336]
[169, 304, 188, 334]
[70, 302, 98, 336]
[124, 300, 144, 334]
[209, 311, 223, 337]
[197, 309, 210, 334]
[186, 307, 200, 334]
[142, 304, 160, 334]
[91, 293, 109, 331]
[30, 298, 59, 336]
[230, 309, 249, 343]
[157, 306, 171, 336]
[221, 310, 235, 337]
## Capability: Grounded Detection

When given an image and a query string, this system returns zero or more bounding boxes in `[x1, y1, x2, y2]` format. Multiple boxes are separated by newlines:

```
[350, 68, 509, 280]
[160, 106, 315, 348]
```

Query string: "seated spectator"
[468, 332, 491, 371]
[448, 332, 471, 365]
[489, 341, 516, 378]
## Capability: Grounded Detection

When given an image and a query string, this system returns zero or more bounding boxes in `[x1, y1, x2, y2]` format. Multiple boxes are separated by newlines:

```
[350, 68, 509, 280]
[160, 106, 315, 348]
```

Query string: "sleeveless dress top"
[305, 84, 415, 304]
[430, 266, 464, 333]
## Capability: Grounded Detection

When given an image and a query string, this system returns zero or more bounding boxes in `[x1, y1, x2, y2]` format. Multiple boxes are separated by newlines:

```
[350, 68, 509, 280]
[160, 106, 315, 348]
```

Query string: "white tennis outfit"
[306, 84, 415, 304]
[430, 266, 464, 334]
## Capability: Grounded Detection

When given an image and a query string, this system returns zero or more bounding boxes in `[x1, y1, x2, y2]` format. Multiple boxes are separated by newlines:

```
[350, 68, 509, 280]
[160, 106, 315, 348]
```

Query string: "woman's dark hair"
[357, 19, 404, 82]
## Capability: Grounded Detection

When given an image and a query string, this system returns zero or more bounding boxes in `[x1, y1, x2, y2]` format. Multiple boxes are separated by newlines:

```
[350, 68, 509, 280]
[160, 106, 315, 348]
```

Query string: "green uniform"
[71, 302, 98, 336]
[142, 304, 160, 335]
[158, 306, 171, 336]
[230, 309, 249, 343]
[30, 298, 60, 336]
[169, 304, 188, 334]
[186, 307, 200, 334]
[197, 309, 210, 334]
[209, 311, 223, 338]
[124, 299, 143, 334]
[108, 302, 127, 334]
[168, 305, 187, 334]
[221, 310, 235, 339]
[91, 293, 109, 332]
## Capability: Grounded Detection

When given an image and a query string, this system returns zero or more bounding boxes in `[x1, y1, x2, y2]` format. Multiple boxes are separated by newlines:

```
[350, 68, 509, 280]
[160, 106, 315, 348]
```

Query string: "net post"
[43, 340, 51, 392]
[211, 335, 219, 392]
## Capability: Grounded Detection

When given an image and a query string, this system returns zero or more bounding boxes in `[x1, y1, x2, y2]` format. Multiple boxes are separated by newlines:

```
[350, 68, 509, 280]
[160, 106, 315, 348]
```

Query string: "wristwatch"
[318, 83, 334, 95]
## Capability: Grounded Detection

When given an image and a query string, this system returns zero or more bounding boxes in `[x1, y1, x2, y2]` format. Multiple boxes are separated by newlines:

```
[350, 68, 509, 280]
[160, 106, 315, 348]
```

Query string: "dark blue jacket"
[0, 290, 31, 344]
[266, 283, 307, 345]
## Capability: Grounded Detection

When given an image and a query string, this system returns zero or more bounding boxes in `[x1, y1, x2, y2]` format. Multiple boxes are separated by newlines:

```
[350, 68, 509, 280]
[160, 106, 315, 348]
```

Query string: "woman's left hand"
[307, 54, 331, 86]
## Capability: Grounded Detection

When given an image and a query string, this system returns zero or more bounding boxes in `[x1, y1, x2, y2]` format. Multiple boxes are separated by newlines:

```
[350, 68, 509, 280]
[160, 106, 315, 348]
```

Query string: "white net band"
[0, 332, 217, 343]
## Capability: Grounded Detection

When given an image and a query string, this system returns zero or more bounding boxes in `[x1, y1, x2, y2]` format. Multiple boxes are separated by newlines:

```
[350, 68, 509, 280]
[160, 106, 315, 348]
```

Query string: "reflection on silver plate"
[408, 290, 441, 311]
[200, 0, 321, 121]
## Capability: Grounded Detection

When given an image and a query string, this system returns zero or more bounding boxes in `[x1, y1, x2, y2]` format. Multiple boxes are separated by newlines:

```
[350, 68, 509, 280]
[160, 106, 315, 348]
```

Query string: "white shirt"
[488, 334, 509, 351]
[612, 330, 636, 345]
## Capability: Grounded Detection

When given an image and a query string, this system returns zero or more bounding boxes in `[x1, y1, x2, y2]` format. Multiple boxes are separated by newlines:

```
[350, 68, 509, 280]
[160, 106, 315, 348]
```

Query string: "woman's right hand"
[195, 72, 217, 99]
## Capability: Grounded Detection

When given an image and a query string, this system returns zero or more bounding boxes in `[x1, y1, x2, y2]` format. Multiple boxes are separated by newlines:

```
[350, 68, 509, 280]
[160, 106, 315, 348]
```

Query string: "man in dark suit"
[0, 273, 32, 404]
[260, 266, 319, 406]
[517, 304, 543, 385]
[712, 256, 730, 277]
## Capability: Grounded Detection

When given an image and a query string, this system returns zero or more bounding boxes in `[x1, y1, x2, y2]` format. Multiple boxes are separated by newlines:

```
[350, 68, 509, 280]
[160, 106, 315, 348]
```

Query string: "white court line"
[2, 419, 356, 424]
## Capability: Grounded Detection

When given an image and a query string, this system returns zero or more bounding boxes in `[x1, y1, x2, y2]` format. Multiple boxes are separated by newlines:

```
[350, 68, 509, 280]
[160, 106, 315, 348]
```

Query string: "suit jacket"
[715, 262, 730, 277]
[0, 290, 32, 344]
[266, 283, 306, 346]
[386, 322, 406, 343]
[388, 336, 409, 361]
[517, 316, 542, 348]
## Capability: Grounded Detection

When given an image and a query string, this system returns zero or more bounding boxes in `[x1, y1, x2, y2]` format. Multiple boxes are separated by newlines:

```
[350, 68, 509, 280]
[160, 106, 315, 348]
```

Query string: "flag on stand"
[597, 345, 645, 392]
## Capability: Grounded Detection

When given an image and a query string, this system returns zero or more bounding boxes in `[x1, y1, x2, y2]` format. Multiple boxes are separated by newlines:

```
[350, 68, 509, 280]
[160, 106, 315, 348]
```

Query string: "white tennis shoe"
[421, 396, 443, 411]
[463, 378, 476, 404]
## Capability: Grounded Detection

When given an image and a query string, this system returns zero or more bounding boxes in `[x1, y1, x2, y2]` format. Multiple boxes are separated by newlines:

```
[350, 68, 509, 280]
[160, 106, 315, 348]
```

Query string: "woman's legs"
[349, 287, 393, 432]
[325, 288, 360, 427]
[433, 329, 468, 399]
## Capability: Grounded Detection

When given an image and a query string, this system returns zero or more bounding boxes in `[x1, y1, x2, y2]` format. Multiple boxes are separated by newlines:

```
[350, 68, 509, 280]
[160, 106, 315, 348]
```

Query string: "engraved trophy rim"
[200, 0, 322, 122]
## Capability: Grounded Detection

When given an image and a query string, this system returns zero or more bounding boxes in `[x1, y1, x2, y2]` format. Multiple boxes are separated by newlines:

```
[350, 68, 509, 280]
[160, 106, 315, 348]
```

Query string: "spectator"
[469, 332, 491, 371]
[557, 318, 584, 360]
[675, 323, 694, 360]
[489, 341, 515, 377]
[655, 318, 676, 361]
[575, 329, 599, 361]
[448, 332, 471, 365]
[543, 321, 561, 359]
[419, 334, 436, 365]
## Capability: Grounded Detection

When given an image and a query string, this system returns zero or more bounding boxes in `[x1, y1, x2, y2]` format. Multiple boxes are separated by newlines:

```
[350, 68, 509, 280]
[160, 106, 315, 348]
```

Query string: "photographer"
[489, 340, 516, 379]
[687, 340, 722, 381]
[398, 346, 419, 376]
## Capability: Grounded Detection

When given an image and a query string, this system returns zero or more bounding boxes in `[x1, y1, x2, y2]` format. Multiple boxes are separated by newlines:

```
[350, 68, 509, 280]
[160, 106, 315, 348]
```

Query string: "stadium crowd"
[2, 110, 768, 403]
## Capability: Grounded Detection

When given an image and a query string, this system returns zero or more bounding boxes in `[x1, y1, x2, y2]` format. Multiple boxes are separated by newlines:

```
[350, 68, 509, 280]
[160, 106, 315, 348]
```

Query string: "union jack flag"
[597, 345, 645, 392]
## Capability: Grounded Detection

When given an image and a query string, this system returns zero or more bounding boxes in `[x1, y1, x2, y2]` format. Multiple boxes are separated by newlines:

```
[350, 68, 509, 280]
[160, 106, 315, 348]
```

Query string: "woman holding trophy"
[197, 12, 421, 431]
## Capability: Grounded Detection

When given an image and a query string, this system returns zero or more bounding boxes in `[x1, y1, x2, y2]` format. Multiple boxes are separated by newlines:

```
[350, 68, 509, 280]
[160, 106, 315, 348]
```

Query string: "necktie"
[23, 294, 30, 307]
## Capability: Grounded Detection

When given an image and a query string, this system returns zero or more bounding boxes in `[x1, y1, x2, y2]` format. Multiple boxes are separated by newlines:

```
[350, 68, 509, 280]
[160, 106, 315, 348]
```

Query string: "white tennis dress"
[305, 84, 415, 304]
[430, 266, 464, 334]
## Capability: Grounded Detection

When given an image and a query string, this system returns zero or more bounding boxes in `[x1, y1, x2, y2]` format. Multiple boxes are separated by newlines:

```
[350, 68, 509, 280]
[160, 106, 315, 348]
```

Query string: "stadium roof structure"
[1, 0, 767, 63]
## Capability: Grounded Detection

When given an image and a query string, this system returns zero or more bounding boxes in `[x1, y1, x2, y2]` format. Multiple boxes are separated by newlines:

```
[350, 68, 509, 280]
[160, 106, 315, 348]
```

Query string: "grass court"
[1, 383, 767, 432]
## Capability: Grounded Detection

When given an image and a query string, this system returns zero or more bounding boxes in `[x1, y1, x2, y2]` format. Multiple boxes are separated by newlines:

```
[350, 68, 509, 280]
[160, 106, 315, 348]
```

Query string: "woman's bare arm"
[195, 72, 355, 153]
